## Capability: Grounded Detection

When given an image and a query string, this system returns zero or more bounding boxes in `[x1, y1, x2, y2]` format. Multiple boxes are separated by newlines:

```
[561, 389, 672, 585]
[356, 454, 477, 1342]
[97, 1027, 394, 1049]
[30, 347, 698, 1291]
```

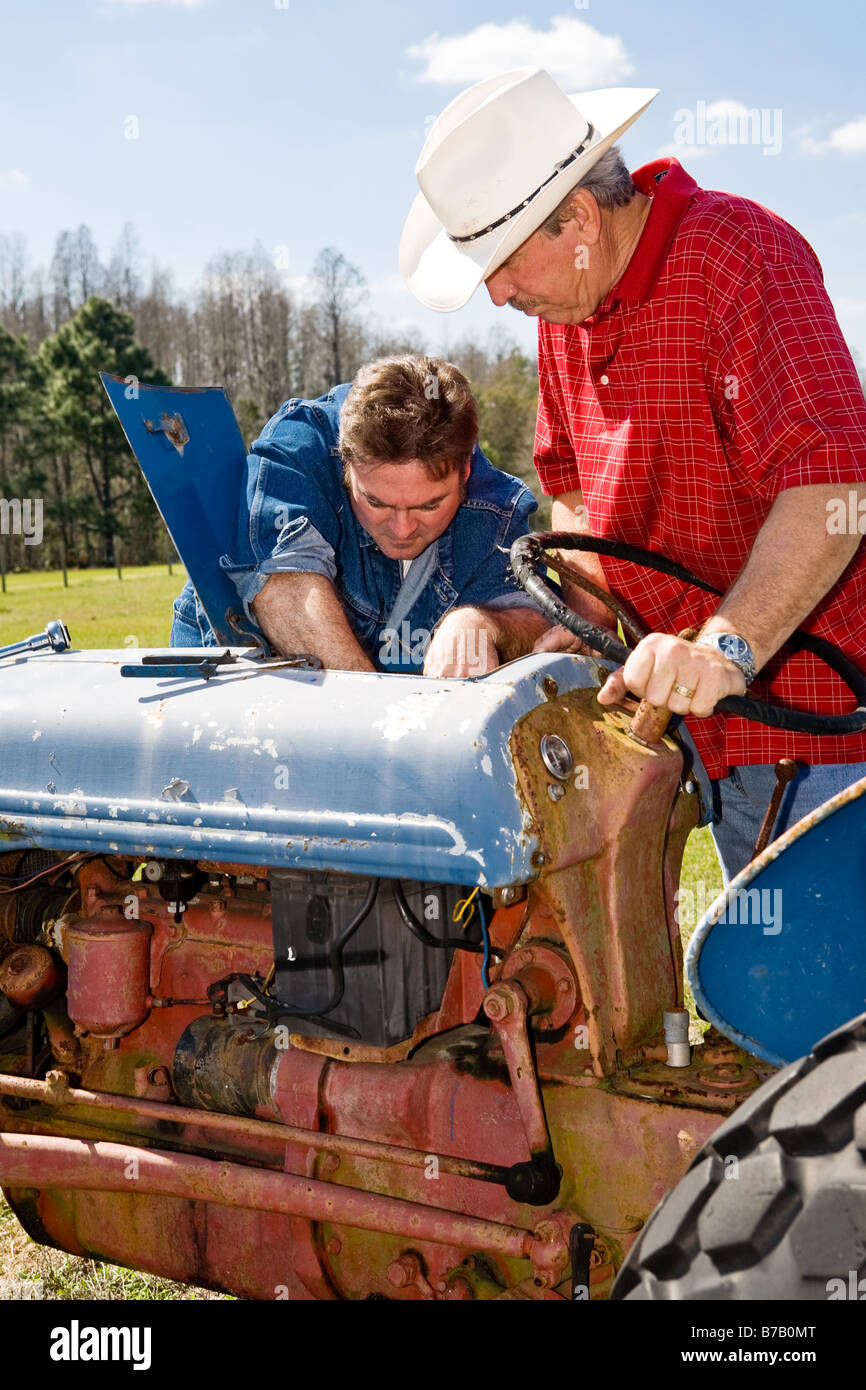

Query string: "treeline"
[0, 225, 543, 575]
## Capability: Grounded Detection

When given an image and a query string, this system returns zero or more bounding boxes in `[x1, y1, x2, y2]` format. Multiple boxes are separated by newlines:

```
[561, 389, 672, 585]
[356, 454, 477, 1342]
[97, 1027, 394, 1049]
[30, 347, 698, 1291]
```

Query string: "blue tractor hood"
[0, 649, 602, 886]
[99, 373, 258, 646]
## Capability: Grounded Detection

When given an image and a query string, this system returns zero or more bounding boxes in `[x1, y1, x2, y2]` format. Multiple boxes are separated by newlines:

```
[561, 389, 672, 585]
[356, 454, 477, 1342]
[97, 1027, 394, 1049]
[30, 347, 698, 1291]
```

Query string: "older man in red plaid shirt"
[402, 68, 866, 878]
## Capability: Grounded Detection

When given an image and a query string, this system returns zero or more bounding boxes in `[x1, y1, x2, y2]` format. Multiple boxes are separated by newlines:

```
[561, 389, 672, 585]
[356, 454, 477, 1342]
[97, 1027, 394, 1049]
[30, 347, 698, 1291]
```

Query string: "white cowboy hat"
[400, 67, 658, 312]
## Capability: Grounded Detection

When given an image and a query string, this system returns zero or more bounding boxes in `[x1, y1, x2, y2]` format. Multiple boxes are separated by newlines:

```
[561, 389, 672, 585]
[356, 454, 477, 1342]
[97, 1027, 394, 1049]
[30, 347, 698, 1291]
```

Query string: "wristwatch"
[695, 632, 757, 686]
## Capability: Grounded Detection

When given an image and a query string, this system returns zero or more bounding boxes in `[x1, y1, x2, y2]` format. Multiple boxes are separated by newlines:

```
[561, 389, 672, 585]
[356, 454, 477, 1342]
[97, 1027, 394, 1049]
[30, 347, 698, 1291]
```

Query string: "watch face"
[718, 635, 749, 662]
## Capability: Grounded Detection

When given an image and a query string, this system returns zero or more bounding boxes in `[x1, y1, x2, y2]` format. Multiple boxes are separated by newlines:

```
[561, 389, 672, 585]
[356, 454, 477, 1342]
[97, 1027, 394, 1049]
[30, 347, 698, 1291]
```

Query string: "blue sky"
[2, 0, 865, 364]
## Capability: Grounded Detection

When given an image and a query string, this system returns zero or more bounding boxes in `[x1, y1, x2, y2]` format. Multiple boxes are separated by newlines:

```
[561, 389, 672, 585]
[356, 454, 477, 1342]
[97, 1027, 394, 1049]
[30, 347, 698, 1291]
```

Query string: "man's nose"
[389, 510, 418, 538]
[484, 267, 513, 307]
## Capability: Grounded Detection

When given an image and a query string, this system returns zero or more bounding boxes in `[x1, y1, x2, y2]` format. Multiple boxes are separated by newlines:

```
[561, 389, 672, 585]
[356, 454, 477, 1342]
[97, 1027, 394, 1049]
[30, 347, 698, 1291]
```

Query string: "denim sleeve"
[223, 519, 338, 621]
[220, 407, 343, 619]
[452, 486, 544, 613]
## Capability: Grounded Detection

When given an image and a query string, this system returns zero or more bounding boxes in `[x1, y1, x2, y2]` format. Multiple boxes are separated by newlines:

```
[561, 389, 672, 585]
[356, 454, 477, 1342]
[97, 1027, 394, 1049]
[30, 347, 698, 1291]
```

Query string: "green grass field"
[0, 564, 723, 1298]
[0, 563, 187, 649]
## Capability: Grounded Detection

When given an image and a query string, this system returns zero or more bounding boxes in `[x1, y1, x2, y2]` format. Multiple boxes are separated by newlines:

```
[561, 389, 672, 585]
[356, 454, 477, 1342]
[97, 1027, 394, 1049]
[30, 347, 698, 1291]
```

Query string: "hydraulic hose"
[511, 533, 866, 735]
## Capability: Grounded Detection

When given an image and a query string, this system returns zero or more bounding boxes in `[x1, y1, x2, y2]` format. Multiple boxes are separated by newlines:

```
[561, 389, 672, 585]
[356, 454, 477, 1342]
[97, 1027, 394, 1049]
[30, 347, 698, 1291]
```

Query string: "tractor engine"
[0, 651, 772, 1299]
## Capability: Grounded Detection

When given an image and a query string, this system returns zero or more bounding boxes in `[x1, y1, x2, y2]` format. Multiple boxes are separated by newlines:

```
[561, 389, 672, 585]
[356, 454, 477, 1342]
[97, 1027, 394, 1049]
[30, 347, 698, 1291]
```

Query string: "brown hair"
[339, 355, 478, 481]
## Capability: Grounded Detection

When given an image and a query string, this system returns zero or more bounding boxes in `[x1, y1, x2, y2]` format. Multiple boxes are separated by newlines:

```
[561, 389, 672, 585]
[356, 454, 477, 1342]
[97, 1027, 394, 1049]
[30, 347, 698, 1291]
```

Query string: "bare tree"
[310, 247, 366, 387]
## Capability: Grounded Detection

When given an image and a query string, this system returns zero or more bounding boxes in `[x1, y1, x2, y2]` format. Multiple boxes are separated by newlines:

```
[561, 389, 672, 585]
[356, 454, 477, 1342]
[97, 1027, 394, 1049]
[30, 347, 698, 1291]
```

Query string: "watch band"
[695, 632, 757, 686]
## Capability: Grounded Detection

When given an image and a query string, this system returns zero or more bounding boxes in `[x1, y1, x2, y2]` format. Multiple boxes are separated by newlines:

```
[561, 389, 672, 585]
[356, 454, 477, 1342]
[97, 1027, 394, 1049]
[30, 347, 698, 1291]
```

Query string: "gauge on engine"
[539, 733, 574, 780]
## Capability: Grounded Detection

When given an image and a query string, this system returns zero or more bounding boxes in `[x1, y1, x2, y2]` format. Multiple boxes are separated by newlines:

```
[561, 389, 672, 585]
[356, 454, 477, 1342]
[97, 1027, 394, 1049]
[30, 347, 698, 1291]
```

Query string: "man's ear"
[462, 454, 473, 482]
[569, 188, 603, 246]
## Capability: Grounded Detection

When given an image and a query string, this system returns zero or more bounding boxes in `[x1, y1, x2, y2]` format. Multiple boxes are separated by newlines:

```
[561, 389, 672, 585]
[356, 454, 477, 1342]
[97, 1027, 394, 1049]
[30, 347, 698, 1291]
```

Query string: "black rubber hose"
[392, 881, 490, 956]
[276, 877, 381, 1018]
[511, 533, 866, 735]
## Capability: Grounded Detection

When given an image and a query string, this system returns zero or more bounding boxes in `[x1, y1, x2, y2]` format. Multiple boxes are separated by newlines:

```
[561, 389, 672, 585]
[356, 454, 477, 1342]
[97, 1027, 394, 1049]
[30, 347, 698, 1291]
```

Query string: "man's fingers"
[531, 624, 585, 654]
[597, 670, 627, 705]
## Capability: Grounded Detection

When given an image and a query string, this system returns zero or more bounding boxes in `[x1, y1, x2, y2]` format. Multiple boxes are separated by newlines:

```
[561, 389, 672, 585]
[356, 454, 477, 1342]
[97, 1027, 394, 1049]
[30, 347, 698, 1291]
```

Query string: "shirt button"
[599, 374, 610, 385]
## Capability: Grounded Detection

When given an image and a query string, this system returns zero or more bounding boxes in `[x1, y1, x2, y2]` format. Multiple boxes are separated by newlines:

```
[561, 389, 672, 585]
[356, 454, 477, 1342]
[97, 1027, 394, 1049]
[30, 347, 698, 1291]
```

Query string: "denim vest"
[171, 384, 538, 672]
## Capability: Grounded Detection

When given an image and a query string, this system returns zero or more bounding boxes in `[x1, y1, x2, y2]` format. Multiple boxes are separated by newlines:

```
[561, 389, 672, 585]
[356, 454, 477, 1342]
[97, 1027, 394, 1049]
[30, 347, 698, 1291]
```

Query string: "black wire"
[511, 533, 866, 736]
[274, 877, 381, 1018]
[392, 880, 491, 956]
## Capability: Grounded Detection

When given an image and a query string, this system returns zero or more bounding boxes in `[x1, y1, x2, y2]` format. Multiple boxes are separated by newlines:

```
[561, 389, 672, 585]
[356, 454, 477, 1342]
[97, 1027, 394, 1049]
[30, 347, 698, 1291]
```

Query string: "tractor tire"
[611, 1010, 866, 1300]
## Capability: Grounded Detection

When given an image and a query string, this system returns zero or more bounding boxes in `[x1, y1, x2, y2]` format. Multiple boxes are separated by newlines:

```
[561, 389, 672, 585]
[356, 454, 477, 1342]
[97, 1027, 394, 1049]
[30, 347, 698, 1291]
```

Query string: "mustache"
[507, 296, 543, 312]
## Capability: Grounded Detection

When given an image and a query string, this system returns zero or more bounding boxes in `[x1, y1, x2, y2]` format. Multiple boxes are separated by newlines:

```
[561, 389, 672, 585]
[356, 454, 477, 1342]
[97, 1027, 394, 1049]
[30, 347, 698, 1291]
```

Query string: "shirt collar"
[591, 158, 699, 316]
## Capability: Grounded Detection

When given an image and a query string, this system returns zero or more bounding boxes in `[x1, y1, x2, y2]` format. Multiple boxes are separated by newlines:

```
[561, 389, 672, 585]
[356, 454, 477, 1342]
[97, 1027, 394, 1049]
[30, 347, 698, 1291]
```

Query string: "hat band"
[447, 124, 596, 246]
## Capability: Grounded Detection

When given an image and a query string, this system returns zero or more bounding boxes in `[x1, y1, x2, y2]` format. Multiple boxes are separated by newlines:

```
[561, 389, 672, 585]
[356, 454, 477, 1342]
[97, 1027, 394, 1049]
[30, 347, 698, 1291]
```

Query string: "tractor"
[0, 377, 864, 1301]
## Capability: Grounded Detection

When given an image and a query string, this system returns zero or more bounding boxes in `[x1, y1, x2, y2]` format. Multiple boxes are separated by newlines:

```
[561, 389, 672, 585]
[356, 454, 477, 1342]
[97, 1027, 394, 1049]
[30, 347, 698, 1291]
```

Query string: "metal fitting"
[663, 1010, 691, 1067]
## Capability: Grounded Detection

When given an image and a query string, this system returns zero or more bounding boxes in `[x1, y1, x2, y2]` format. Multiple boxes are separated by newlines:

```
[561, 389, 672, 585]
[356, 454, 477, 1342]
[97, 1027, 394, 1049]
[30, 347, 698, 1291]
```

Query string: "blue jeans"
[710, 761, 866, 883]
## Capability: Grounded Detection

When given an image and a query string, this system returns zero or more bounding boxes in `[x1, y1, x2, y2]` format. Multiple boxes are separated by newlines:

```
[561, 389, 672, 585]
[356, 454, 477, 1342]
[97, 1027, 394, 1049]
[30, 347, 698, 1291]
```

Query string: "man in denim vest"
[171, 354, 549, 676]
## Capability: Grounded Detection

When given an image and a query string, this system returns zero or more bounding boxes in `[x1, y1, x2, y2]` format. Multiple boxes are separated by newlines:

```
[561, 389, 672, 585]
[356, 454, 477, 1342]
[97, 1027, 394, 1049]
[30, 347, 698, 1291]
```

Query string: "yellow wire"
[452, 886, 479, 932]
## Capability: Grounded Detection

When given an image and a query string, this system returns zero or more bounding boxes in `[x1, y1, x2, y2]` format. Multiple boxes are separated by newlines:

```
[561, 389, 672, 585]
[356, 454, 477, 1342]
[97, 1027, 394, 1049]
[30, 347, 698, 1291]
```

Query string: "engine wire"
[0, 852, 94, 895]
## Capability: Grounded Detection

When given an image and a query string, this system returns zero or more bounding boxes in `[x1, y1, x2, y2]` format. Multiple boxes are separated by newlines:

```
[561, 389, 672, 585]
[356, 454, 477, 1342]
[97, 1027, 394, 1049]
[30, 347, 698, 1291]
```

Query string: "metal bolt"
[531, 851, 547, 869]
[388, 1254, 421, 1288]
[483, 989, 512, 1022]
[322, 1151, 340, 1173]
[542, 677, 559, 700]
[547, 783, 566, 802]
[326, 1237, 342, 1256]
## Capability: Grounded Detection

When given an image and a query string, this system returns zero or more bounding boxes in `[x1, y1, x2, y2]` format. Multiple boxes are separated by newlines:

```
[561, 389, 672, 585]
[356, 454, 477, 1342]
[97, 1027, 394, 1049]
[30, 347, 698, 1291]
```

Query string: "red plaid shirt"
[534, 158, 866, 778]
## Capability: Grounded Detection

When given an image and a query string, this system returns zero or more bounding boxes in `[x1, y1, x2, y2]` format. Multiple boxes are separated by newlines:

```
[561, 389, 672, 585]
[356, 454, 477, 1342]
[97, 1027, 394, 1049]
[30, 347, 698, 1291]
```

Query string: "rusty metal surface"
[483, 980, 555, 1158]
[66, 914, 153, 1038]
[0, 1130, 568, 1274]
[0, 1023, 747, 1297]
[509, 685, 692, 1073]
[0, 1069, 511, 1186]
[0, 944, 62, 1009]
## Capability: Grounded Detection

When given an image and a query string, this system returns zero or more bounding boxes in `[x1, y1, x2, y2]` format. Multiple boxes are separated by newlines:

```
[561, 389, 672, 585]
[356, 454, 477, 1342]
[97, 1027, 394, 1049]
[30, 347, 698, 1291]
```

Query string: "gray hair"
[539, 146, 637, 237]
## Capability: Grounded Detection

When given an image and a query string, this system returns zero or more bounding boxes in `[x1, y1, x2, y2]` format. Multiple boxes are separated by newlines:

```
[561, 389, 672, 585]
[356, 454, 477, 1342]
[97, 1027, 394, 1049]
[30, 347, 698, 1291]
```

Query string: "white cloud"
[800, 115, 866, 155]
[0, 170, 29, 190]
[836, 298, 866, 317]
[827, 117, 866, 152]
[407, 16, 634, 89]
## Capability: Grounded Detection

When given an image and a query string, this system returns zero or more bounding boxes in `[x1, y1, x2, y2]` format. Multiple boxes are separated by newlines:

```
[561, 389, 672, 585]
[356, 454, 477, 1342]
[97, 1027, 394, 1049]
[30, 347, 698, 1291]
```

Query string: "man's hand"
[423, 609, 501, 678]
[596, 632, 746, 716]
[423, 603, 550, 678]
[532, 622, 615, 656]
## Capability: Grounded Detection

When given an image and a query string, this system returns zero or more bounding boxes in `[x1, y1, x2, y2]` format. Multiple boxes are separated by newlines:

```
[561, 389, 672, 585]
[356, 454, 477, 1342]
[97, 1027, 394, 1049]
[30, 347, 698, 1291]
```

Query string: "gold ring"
[673, 683, 696, 699]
